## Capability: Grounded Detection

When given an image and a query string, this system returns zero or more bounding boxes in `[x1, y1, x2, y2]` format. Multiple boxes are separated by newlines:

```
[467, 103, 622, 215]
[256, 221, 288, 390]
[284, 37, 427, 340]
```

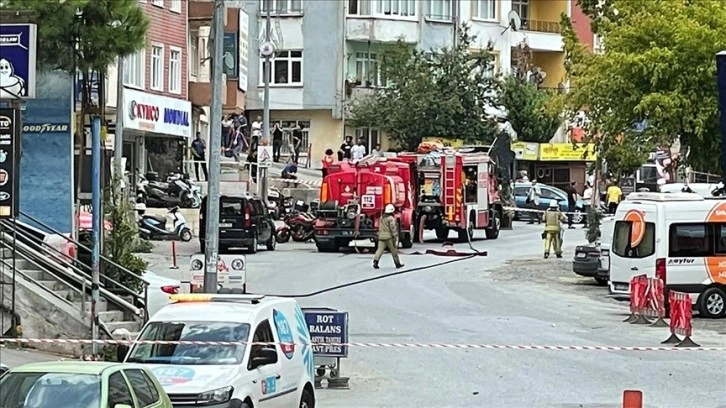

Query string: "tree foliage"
[103, 177, 148, 292]
[1, 0, 149, 74]
[498, 75, 562, 143]
[347, 24, 499, 151]
[561, 0, 726, 175]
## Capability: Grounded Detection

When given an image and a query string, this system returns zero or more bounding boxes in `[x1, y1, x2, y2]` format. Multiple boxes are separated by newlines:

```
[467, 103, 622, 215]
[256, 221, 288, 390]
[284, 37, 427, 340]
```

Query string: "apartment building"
[106, 0, 192, 179]
[241, 0, 571, 163]
[570, 0, 599, 52]
[187, 0, 249, 150]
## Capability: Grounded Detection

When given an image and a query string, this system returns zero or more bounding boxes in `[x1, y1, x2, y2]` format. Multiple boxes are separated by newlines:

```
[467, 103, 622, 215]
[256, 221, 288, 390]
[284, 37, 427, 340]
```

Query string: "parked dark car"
[513, 182, 584, 223]
[572, 244, 609, 285]
[199, 194, 276, 254]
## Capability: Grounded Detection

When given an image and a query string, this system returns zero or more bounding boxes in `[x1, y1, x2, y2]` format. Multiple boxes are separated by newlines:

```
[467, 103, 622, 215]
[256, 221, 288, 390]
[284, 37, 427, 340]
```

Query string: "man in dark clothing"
[565, 181, 578, 229]
[190, 132, 208, 181]
[338, 136, 353, 161]
[282, 162, 298, 179]
[272, 122, 283, 162]
[292, 124, 303, 164]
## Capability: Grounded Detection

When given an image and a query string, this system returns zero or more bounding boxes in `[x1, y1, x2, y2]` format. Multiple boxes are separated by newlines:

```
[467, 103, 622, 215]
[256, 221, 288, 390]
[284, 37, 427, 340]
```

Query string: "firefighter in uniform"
[373, 204, 405, 269]
[543, 200, 566, 259]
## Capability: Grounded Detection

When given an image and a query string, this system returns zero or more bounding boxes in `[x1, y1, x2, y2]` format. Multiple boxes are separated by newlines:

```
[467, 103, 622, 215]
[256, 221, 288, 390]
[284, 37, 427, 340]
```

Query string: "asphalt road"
[4, 220, 726, 407]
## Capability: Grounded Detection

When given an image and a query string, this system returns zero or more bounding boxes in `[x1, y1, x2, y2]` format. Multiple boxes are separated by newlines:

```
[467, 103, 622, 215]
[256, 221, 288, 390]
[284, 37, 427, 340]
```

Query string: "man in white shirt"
[251, 115, 263, 145]
[526, 179, 542, 224]
[351, 138, 366, 162]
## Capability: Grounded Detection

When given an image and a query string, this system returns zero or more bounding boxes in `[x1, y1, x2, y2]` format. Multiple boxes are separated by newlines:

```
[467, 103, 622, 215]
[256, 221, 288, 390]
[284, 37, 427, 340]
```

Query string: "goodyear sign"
[22, 123, 69, 134]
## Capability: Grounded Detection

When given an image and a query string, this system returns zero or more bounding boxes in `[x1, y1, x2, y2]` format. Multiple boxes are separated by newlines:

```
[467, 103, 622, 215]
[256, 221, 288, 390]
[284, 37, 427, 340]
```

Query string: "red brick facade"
[139, 0, 188, 99]
[571, 0, 594, 50]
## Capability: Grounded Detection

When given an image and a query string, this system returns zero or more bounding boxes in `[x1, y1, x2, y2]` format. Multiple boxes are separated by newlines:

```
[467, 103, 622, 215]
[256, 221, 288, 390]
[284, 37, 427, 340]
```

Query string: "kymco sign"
[123, 88, 191, 138]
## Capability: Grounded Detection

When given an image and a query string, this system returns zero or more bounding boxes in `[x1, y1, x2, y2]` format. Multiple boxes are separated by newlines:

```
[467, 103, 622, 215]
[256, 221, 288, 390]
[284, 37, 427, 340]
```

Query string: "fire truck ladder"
[443, 155, 457, 221]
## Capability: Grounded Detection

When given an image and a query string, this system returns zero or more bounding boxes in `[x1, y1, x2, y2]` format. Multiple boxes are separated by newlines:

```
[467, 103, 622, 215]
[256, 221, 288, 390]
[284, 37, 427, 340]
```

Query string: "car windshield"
[126, 321, 251, 365]
[0, 372, 101, 408]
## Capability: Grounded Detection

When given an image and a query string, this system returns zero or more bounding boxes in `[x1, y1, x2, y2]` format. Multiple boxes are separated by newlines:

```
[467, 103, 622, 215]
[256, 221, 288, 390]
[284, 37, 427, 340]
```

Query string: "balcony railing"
[521, 19, 560, 34]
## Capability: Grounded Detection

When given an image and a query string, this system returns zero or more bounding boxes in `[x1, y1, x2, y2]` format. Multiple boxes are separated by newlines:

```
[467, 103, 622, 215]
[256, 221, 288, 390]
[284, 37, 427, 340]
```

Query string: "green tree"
[498, 75, 562, 143]
[348, 24, 499, 151]
[561, 1, 726, 175]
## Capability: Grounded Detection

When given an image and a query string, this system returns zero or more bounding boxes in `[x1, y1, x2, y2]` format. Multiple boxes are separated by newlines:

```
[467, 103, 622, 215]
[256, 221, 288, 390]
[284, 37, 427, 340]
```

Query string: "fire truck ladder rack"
[443, 155, 457, 220]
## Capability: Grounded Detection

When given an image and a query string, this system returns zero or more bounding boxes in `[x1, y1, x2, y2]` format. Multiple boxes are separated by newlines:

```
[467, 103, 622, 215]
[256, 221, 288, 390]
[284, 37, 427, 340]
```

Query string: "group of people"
[188, 112, 306, 182]
[320, 136, 382, 178]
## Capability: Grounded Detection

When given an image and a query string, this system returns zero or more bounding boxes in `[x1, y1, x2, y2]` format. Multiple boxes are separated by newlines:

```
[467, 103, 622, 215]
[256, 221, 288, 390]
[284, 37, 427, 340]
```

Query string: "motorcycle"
[138, 206, 193, 241]
[143, 172, 201, 209]
[275, 222, 291, 243]
[135, 176, 148, 215]
[285, 211, 316, 242]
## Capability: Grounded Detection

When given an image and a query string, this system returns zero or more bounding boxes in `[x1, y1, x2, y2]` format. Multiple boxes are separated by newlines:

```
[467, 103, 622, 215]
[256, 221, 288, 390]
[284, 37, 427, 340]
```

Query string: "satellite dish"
[508, 10, 522, 31]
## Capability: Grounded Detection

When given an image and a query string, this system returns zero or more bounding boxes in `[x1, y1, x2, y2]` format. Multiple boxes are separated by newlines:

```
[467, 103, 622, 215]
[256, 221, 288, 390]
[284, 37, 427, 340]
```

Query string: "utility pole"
[114, 57, 125, 192]
[260, 0, 272, 203]
[90, 116, 102, 355]
[203, 0, 225, 293]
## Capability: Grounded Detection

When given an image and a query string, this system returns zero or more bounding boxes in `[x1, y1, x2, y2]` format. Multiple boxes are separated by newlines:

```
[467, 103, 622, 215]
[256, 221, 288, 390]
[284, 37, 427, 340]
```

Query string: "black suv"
[199, 194, 276, 254]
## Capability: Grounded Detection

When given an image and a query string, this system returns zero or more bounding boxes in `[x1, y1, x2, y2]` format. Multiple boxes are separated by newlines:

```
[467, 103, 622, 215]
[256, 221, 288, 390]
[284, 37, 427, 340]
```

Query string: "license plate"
[614, 283, 628, 291]
[220, 223, 232, 228]
[576, 252, 587, 258]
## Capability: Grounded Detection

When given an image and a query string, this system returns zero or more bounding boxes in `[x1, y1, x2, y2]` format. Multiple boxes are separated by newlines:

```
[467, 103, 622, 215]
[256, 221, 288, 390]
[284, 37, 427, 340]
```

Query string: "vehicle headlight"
[423, 205, 432, 213]
[197, 386, 234, 404]
[347, 211, 356, 220]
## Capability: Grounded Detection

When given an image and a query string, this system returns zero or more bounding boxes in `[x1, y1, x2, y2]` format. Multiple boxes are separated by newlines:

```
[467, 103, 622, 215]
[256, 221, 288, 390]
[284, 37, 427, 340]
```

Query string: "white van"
[609, 192, 726, 318]
[121, 294, 316, 408]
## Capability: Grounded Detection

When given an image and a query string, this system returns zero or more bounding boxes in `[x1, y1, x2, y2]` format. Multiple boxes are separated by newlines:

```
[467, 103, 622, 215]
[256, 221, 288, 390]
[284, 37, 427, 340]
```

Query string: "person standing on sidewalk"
[272, 122, 283, 162]
[526, 179, 542, 224]
[190, 132, 208, 181]
[582, 182, 593, 228]
[543, 200, 566, 259]
[564, 181, 578, 229]
[321, 148, 335, 178]
[292, 124, 303, 164]
[373, 204, 405, 270]
[606, 181, 622, 214]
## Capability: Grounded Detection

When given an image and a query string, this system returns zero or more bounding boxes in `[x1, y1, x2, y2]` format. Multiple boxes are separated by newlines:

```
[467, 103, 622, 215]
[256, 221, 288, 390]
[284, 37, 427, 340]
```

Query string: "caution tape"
[1, 338, 724, 351]
[269, 178, 322, 187]
[502, 206, 614, 217]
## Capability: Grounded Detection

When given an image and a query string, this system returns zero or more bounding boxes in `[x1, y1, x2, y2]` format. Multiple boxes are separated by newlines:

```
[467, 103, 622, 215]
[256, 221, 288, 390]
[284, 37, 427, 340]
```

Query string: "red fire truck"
[399, 150, 502, 242]
[313, 157, 417, 252]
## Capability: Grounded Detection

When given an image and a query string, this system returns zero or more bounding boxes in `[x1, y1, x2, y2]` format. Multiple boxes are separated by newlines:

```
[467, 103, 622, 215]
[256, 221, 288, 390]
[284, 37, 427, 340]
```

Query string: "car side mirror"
[250, 347, 277, 369]
[116, 345, 130, 362]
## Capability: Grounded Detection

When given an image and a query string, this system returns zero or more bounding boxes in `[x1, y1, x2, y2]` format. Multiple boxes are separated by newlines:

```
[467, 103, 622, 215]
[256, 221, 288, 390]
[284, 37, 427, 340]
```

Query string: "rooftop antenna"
[501, 10, 522, 35]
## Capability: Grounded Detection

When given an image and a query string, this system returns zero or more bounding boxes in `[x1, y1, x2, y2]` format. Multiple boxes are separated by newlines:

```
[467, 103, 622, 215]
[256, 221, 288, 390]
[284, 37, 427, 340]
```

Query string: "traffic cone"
[622, 390, 643, 408]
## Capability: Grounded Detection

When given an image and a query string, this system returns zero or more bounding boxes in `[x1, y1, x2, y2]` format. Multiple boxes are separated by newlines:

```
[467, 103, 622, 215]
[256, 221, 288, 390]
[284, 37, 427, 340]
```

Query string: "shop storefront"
[122, 88, 192, 179]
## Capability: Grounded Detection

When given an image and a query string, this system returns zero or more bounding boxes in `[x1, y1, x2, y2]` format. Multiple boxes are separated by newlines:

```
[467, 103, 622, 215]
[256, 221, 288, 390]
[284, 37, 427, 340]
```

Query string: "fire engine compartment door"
[477, 162, 489, 221]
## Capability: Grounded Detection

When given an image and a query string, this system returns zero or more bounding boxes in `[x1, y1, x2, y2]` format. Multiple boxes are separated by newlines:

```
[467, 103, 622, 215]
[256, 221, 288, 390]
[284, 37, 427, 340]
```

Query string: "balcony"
[521, 19, 560, 34]
[346, 17, 419, 43]
[531, 51, 566, 89]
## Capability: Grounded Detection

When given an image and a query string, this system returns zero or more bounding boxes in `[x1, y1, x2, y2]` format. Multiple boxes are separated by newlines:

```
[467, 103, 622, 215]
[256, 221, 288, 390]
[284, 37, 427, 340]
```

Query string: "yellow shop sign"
[539, 143, 597, 161]
[511, 142, 539, 161]
[421, 137, 465, 148]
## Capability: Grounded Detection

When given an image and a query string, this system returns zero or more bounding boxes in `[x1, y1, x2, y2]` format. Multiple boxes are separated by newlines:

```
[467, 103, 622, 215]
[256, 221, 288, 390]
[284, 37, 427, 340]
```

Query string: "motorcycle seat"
[146, 215, 167, 224]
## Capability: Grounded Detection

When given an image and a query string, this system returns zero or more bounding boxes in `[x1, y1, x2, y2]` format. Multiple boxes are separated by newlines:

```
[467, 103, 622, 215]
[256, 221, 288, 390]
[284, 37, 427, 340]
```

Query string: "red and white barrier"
[662, 291, 700, 347]
[625, 275, 651, 324]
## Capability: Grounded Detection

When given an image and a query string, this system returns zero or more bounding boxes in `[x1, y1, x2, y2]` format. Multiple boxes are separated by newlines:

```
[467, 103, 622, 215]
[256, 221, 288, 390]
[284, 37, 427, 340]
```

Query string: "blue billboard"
[0, 24, 37, 99]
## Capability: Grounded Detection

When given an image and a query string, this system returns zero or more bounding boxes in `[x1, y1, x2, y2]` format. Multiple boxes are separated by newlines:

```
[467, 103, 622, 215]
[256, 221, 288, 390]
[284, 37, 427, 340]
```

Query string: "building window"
[151, 0, 164, 7]
[169, 47, 182, 93]
[261, 51, 302, 85]
[354, 52, 385, 87]
[123, 49, 145, 88]
[349, 0, 416, 17]
[511, 0, 529, 22]
[355, 128, 380, 153]
[427, 0, 452, 20]
[189, 35, 199, 76]
[260, 0, 303, 14]
[150, 44, 164, 91]
[274, 120, 310, 157]
[472, 0, 495, 20]
[170, 0, 181, 12]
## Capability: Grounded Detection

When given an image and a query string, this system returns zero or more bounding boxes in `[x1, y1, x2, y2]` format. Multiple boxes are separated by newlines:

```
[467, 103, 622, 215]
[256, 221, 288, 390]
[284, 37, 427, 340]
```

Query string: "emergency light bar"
[169, 294, 266, 303]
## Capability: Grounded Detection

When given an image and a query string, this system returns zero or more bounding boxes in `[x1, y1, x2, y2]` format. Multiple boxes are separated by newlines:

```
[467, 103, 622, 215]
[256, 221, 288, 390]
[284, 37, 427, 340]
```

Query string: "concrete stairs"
[1, 250, 142, 340]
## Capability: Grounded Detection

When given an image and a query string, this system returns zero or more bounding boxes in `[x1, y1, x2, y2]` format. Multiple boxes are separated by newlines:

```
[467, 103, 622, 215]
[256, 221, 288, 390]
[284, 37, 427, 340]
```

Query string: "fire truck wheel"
[458, 221, 473, 243]
[435, 227, 449, 240]
[400, 224, 414, 249]
[416, 215, 426, 244]
[485, 210, 501, 240]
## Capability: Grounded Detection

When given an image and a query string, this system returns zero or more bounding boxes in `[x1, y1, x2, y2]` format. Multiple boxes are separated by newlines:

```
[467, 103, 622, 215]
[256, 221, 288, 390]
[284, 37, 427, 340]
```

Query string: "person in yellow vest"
[543, 200, 566, 259]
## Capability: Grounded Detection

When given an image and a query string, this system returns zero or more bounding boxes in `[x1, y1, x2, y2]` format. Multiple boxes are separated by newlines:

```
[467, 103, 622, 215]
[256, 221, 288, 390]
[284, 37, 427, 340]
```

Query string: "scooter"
[275, 222, 291, 243]
[142, 173, 201, 209]
[138, 206, 193, 242]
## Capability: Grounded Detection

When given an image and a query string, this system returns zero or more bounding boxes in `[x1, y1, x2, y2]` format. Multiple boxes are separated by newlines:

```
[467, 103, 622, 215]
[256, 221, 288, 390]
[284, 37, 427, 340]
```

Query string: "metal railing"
[2, 213, 150, 321]
[522, 19, 560, 34]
